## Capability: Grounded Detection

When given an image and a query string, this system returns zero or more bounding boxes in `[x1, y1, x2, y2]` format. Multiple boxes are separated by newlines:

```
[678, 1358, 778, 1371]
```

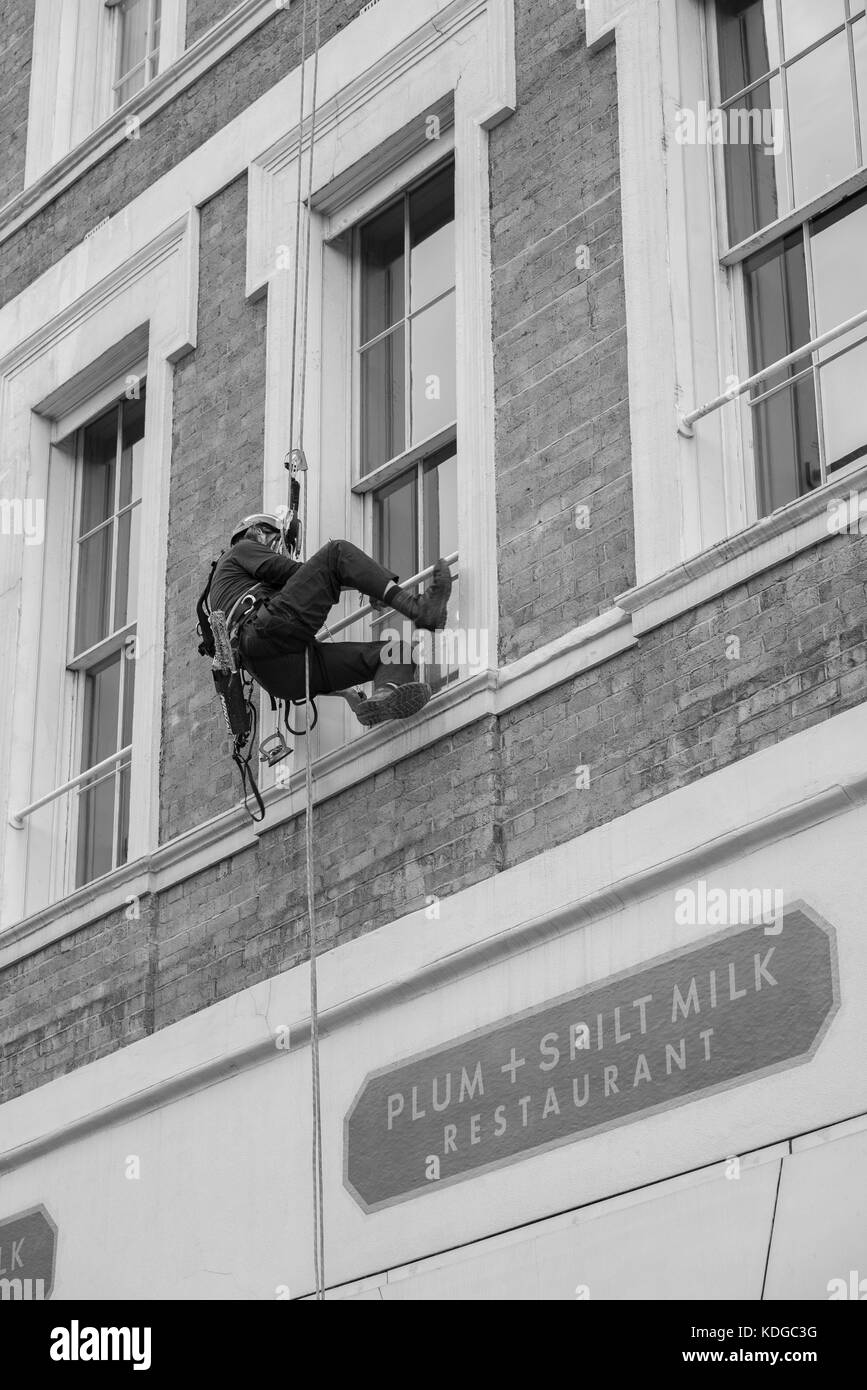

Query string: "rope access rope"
[286, 0, 326, 1303]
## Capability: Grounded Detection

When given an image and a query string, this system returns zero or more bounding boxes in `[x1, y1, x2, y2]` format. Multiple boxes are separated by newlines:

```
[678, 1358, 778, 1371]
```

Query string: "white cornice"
[0, 0, 282, 248]
[0, 213, 197, 382]
[617, 461, 867, 635]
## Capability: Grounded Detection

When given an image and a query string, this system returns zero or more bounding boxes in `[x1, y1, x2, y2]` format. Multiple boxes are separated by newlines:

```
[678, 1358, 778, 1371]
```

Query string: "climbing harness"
[196, 566, 267, 823]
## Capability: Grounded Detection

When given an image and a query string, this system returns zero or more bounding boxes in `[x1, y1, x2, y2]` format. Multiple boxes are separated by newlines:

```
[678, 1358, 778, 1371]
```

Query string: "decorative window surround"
[0, 605, 634, 964]
[5, 0, 270, 238]
[617, 458, 867, 636]
[248, 0, 515, 770]
[585, 0, 752, 584]
[3, 694, 867, 1184]
[0, 210, 199, 929]
[24, 0, 188, 193]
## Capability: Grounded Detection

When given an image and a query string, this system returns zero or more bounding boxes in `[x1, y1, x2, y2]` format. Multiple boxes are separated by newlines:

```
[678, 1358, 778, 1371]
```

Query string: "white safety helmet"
[230, 512, 284, 547]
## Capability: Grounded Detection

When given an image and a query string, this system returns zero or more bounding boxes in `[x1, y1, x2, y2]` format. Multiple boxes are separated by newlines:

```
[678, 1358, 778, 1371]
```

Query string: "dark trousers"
[239, 540, 398, 703]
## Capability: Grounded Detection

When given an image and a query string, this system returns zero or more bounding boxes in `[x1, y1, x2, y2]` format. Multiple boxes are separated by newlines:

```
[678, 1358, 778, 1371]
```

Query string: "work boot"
[354, 682, 432, 727]
[373, 642, 417, 690]
[385, 559, 452, 632]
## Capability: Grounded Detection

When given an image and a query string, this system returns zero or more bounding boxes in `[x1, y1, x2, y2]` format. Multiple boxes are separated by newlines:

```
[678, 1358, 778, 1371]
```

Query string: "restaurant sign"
[345, 903, 839, 1211]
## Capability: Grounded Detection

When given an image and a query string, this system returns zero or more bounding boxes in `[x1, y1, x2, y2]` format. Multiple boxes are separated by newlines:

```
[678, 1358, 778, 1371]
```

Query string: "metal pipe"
[10, 746, 132, 830]
[678, 307, 867, 435]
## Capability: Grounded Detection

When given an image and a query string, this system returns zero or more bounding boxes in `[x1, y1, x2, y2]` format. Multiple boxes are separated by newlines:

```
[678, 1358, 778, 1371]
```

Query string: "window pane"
[118, 0, 149, 81]
[80, 407, 117, 535]
[116, 760, 132, 868]
[116, 66, 146, 105]
[410, 165, 455, 312]
[780, 0, 845, 59]
[819, 342, 867, 469]
[811, 191, 867, 359]
[411, 292, 457, 444]
[81, 655, 122, 771]
[787, 33, 856, 207]
[744, 230, 812, 392]
[76, 774, 116, 887]
[854, 17, 867, 161]
[122, 656, 136, 746]
[74, 525, 113, 654]
[373, 470, 417, 583]
[422, 451, 459, 689]
[119, 391, 146, 507]
[722, 78, 786, 242]
[751, 375, 821, 514]
[422, 448, 458, 567]
[360, 200, 405, 344]
[114, 503, 141, 629]
[716, 1, 780, 100]
[361, 325, 405, 472]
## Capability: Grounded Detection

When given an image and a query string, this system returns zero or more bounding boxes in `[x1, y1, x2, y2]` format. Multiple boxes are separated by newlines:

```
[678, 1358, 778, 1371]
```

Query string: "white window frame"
[63, 381, 147, 892]
[586, 0, 867, 630]
[108, 0, 165, 111]
[24, 0, 187, 187]
[706, 1, 867, 506]
[0, 210, 198, 930]
[349, 147, 460, 689]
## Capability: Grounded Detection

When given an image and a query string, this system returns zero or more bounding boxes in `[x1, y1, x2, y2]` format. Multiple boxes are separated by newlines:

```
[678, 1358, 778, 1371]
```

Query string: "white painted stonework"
[1, 703, 866, 1297]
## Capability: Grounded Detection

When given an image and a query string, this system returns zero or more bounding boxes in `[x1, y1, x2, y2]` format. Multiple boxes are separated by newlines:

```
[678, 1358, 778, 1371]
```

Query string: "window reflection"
[723, 78, 785, 245]
[360, 200, 405, 345]
[410, 166, 455, 311]
[717, 1, 780, 99]
[787, 34, 856, 207]
[780, 0, 845, 59]
[752, 374, 821, 513]
[411, 293, 457, 445]
[373, 471, 418, 584]
[361, 327, 405, 473]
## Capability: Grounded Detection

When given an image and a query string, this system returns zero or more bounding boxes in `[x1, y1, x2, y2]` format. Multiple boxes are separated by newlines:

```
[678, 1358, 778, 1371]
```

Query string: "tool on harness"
[283, 448, 307, 560]
[280, 445, 320, 734]
[196, 561, 267, 823]
[210, 608, 266, 822]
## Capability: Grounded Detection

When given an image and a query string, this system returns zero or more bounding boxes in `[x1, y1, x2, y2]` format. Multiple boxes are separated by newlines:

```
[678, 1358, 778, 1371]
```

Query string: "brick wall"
[161, 174, 268, 842]
[490, 0, 632, 665]
[0, 0, 360, 307]
[0, 0, 36, 209]
[5, 530, 867, 1103]
[498, 533, 867, 864]
[186, 0, 242, 48]
[4, 0, 867, 1108]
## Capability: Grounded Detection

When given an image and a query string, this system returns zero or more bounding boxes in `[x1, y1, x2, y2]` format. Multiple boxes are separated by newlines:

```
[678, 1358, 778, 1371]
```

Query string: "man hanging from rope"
[208, 514, 453, 728]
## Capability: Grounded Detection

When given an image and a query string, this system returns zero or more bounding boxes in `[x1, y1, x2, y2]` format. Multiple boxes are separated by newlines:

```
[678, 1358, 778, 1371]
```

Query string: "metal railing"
[9, 746, 132, 830]
[678, 307, 867, 436]
[317, 551, 459, 641]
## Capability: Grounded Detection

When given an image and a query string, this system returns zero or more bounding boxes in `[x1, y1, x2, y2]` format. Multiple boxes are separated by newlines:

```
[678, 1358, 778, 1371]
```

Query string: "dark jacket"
[209, 540, 300, 619]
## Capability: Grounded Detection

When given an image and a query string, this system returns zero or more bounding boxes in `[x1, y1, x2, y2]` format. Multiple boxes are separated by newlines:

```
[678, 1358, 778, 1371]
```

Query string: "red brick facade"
[2, 0, 866, 1112]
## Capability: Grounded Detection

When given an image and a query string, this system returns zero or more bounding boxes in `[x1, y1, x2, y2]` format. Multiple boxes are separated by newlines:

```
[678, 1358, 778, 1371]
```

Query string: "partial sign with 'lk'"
[0, 1206, 57, 1299]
